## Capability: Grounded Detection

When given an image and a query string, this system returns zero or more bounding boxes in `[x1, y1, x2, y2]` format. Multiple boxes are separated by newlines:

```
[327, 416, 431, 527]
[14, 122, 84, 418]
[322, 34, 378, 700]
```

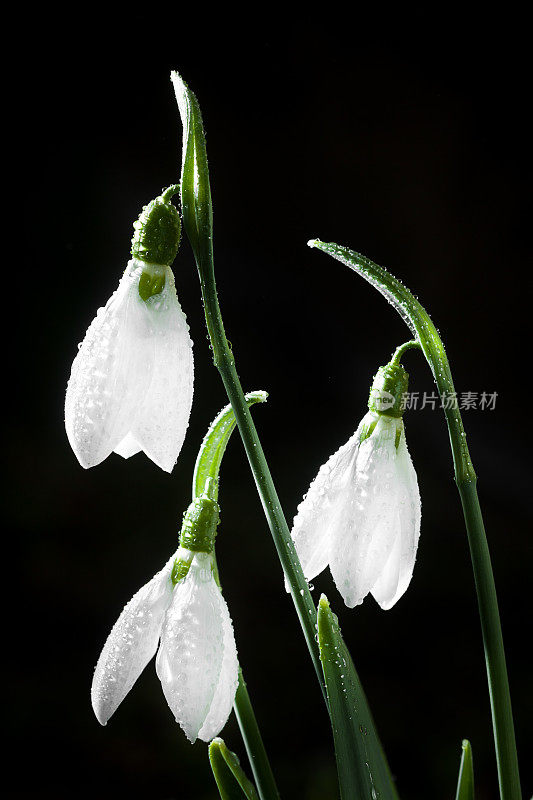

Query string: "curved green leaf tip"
[208, 738, 260, 800]
[307, 237, 475, 483]
[455, 740, 475, 800]
[317, 594, 400, 800]
[193, 391, 268, 501]
[170, 71, 212, 265]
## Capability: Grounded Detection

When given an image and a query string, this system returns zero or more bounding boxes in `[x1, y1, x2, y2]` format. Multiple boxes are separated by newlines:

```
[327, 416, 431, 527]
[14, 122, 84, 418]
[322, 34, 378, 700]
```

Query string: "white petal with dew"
[128, 266, 194, 473]
[156, 554, 227, 743]
[330, 415, 402, 607]
[197, 587, 239, 742]
[372, 426, 421, 609]
[65, 261, 154, 468]
[289, 427, 362, 587]
[368, 524, 402, 609]
[91, 555, 175, 725]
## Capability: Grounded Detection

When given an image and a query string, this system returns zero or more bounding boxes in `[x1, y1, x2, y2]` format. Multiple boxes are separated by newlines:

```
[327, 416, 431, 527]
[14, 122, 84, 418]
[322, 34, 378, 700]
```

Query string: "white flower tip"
[183, 726, 198, 745]
[343, 595, 364, 610]
[155, 457, 175, 474]
[65, 422, 107, 470]
[376, 598, 397, 611]
[91, 689, 111, 726]
[90, 662, 125, 727]
[307, 238, 318, 248]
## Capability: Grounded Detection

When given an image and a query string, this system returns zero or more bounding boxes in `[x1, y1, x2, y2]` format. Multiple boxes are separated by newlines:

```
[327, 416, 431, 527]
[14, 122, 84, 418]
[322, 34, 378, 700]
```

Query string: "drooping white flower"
[65, 258, 193, 472]
[91, 549, 239, 744]
[156, 552, 239, 743]
[291, 371, 421, 609]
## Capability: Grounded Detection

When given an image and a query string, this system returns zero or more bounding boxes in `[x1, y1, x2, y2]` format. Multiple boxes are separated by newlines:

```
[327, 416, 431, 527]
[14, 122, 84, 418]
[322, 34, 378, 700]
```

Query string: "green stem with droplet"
[309, 239, 521, 800]
[172, 72, 327, 708]
[390, 339, 421, 366]
[190, 393, 279, 800]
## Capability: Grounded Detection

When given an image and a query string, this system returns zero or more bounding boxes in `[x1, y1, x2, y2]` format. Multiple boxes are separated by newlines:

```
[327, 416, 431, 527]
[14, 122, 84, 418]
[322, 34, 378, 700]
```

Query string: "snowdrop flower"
[290, 361, 421, 610]
[65, 187, 193, 472]
[91, 494, 239, 743]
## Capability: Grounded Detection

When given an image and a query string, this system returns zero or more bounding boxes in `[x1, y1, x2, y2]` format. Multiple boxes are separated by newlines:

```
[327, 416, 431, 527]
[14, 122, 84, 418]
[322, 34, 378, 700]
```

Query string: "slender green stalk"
[234, 670, 281, 800]
[390, 339, 421, 365]
[172, 72, 326, 702]
[457, 482, 520, 800]
[193, 399, 280, 800]
[200, 271, 325, 699]
[216, 554, 279, 800]
[309, 239, 521, 800]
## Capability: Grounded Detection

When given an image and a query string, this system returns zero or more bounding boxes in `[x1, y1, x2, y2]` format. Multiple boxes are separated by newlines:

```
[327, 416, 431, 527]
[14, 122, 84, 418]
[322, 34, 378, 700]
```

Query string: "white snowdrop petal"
[131, 266, 194, 473]
[369, 524, 402, 609]
[290, 428, 362, 584]
[197, 588, 239, 742]
[65, 261, 154, 468]
[387, 430, 421, 607]
[91, 556, 175, 725]
[156, 554, 225, 743]
[369, 426, 421, 609]
[330, 416, 401, 607]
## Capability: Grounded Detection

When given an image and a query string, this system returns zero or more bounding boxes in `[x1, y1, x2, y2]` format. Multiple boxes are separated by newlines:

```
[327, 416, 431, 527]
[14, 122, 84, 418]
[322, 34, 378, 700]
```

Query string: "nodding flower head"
[65, 187, 193, 473]
[91, 494, 239, 744]
[290, 360, 421, 610]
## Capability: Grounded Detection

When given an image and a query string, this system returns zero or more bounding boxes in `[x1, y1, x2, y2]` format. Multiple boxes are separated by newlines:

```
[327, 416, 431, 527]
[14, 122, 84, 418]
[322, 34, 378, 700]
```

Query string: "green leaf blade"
[209, 738, 260, 800]
[455, 740, 475, 800]
[317, 595, 400, 800]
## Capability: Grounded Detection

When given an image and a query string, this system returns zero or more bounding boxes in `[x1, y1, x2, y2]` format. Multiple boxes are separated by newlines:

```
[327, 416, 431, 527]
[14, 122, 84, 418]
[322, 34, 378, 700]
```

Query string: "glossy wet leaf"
[209, 738, 260, 800]
[317, 595, 400, 800]
[455, 740, 475, 800]
[171, 71, 213, 277]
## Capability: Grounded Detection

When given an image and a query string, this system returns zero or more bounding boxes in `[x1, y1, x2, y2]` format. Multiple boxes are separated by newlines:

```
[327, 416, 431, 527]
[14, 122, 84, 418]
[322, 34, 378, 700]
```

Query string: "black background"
[10, 10, 531, 800]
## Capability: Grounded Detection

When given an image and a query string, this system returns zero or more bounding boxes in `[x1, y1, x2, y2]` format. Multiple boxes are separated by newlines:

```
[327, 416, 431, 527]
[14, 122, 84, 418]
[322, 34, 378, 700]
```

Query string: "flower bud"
[131, 186, 181, 275]
[368, 362, 409, 418]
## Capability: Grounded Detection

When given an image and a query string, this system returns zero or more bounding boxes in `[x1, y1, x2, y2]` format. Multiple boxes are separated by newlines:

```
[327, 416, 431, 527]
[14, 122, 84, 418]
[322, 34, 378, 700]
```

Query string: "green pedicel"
[171, 492, 220, 585]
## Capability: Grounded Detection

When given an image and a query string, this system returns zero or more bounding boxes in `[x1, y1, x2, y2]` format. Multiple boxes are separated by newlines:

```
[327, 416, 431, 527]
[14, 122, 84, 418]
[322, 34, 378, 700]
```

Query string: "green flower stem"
[233, 670, 281, 800]
[202, 287, 326, 700]
[309, 240, 521, 800]
[213, 555, 280, 800]
[457, 481, 520, 800]
[390, 339, 421, 365]
[173, 72, 326, 703]
[192, 396, 280, 800]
